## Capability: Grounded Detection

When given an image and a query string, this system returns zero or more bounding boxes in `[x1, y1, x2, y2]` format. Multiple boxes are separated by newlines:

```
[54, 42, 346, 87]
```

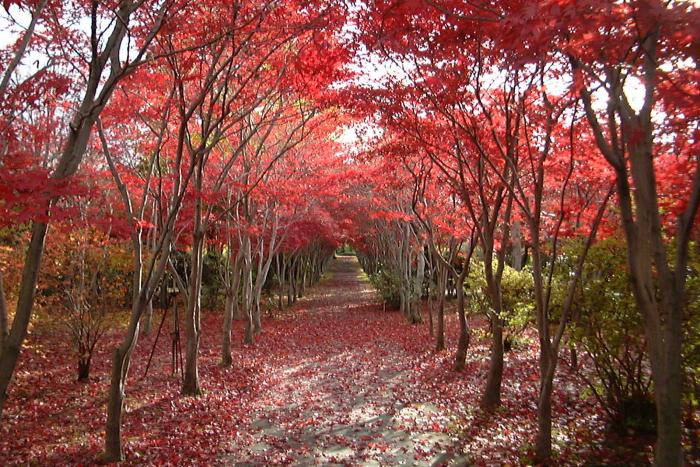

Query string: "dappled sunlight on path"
[223, 256, 468, 466]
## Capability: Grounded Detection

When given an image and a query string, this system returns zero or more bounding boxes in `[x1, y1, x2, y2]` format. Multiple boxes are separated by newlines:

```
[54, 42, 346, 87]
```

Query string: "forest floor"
[0, 256, 659, 465]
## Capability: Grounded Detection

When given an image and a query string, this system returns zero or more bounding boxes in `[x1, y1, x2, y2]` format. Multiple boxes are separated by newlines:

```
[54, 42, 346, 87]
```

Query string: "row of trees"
[345, 1, 699, 465]
[0, 0, 351, 460]
[0, 0, 697, 464]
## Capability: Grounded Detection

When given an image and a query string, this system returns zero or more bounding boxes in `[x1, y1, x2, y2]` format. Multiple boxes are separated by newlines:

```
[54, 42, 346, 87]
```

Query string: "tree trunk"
[436, 298, 445, 352]
[481, 319, 503, 412]
[142, 226, 157, 336]
[244, 313, 254, 345]
[409, 246, 425, 324]
[625, 137, 684, 467]
[77, 357, 91, 382]
[142, 299, 153, 335]
[299, 262, 306, 298]
[427, 279, 434, 337]
[104, 347, 129, 461]
[253, 299, 262, 334]
[569, 343, 578, 371]
[221, 292, 235, 367]
[182, 227, 204, 396]
[276, 255, 284, 311]
[652, 341, 683, 467]
[294, 259, 302, 300]
[182, 304, 202, 395]
[104, 295, 146, 461]
[104, 223, 165, 461]
[435, 264, 447, 351]
[0, 270, 8, 355]
[242, 237, 254, 345]
[252, 217, 278, 335]
[534, 364, 555, 462]
[221, 248, 242, 366]
[454, 276, 469, 371]
[287, 263, 294, 306]
[511, 221, 524, 270]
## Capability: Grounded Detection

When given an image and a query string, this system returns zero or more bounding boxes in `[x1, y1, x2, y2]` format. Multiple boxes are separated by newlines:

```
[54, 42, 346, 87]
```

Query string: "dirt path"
[224, 256, 467, 466]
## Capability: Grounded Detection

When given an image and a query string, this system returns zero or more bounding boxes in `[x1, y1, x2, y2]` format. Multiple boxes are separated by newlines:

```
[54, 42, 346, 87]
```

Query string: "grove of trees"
[0, 0, 697, 464]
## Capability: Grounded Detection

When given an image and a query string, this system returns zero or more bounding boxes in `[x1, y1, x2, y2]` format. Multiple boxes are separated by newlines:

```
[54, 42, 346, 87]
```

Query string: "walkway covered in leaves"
[224, 255, 467, 465]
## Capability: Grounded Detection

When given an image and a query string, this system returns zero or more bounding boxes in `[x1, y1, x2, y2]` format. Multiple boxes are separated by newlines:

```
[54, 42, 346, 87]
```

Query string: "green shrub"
[566, 237, 655, 434]
[369, 269, 402, 309]
[466, 259, 535, 350]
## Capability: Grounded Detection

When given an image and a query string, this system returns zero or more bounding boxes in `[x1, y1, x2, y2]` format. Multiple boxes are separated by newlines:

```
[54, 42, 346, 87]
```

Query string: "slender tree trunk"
[511, 221, 523, 270]
[142, 228, 158, 335]
[182, 158, 206, 396]
[480, 226, 508, 414]
[292, 257, 300, 303]
[142, 300, 153, 335]
[104, 336, 137, 461]
[481, 319, 503, 412]
[435, 298, 445, 351]
[0, 270, 8, 355]
[242, 237, 254, 345]
[454, 272, 469, 371]
[569, 343, 578, 371]
[104, 292, 148, 461]
[104, 224, 150, 461]
[427, 278, 434, 337]
[435, 264, 447, 351]
[410, 246, 425, 324]
[182, 302, 202, 395]
[251, 218, 277, 335]
[286, 258, 294, 306]
[77, 357, 91, 382]
[182, 229, 204, 396]
[299, 261, 306, 298]
[252, 239, 264, 335]
[294, 258, 302, 300]
[221, 292, 235, 367]
[253, 298, 262, 334]
[244, 312, 254, 345]
[276, 255, 284, 311]
[534, 363, 555, 460]
[625, 141, 684, 466]
[221, 246, 242, 366]
[649, 305, 684, 467]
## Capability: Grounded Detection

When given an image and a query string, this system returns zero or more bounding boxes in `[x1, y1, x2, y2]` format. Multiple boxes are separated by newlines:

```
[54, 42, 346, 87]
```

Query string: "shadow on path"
[223, 256, 467, 466]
